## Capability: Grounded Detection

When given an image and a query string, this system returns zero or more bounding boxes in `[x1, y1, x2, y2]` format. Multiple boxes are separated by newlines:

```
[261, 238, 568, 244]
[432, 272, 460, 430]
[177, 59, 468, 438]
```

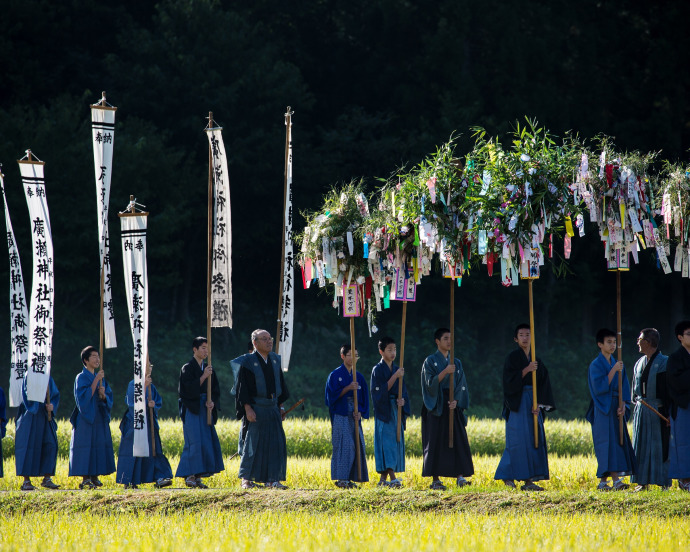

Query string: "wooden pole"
[206, 111, 214, 426]
[147, 356, 156, 457]
[617, 270, 624, 445]
[99, 266, 105, 391]
[350, 316, 362, 481]
[528, 279, 539, 449]
[449, 278, 455, 448]
[638, 398, 670, 426]
[45, 387, 52, 422]
[397, 300, 407, 442]
[275, 108, 291, 353]
[283, 398, 305, 417]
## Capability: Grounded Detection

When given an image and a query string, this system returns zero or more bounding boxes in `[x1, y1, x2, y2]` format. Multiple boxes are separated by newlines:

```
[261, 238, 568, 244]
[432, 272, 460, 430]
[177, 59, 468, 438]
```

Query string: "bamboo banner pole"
[449, 278, 455, 448]
[147, 356, 156, 457]
[206, 111, 214, 426]
[45, 387, 52, 422]
[397, 300, 407, 442]
[275, 108, 291, 353]
[617, 270, 624, 445]
[528, 278, 539, 449]
[350, 316, 362, 481]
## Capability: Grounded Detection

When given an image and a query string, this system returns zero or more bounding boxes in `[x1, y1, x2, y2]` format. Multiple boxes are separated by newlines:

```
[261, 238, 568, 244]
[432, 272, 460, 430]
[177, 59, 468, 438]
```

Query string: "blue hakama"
[494, 387, 549, 482]
[175, 394, 224, 478]
[374, 397, 405, 473]
[669, 406, 690, 479]
[116, 381, 173, 485]
[238, 398, 288, 483]
[331, 398, 369, 482]
[589, 395, 636, 478]
[15, 377, 60, 477]
[69, 368, 116, 477]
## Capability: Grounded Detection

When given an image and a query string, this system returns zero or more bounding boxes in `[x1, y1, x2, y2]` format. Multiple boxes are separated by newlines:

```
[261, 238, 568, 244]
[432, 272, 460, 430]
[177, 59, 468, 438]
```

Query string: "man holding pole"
[175, 336, 224, 489]
[15, 375, 61, 490]
[494, 324, 554, 491]
[371, 336, 409, 487]
[586, 329, 636, 491]
[631, 328, 670, 491]
[234, 329, 289, 489]
[666, 320, 690, 492]
[421, 328, 474, 490]
[116, 366, 173, 489]
[69, 346, 116, 489]
[325, 344, 369, 488]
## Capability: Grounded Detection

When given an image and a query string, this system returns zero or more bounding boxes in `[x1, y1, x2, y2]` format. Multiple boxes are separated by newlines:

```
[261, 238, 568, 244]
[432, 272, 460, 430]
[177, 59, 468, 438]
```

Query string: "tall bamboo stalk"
[350, 317, 362, 480]
[617, 271, 624, 445]
[449, 279, 455, 448]
[275, 108, 291, 353]
[528, 279, 539, 449]
[397, 300, 407, 442]
[206, 111, 214, 426]
[147, 356, 156, 457]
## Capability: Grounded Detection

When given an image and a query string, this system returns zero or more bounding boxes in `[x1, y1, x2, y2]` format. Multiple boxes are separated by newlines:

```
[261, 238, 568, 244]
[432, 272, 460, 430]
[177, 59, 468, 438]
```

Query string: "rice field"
[2, 417, 689, 551]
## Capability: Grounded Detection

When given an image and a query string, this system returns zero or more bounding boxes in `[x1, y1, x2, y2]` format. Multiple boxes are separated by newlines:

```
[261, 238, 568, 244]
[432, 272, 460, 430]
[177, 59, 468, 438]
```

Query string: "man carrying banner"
[421, 328, 474, 490]
[494, 324, 555, 491]
[175, 336, 224, 489]
[631, 328, 670, 491]
[666, 320, 690, 492]
[326, 344, 369, 488]
[15, 375, 60, 490]
[116, 365, 173, 489]
[234, 329, 289, 489]
[69, 346, 116, 489]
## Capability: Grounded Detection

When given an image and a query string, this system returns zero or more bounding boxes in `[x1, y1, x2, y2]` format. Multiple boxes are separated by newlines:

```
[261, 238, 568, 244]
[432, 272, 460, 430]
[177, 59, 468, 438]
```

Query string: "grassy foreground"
[0, 416, 596, 458]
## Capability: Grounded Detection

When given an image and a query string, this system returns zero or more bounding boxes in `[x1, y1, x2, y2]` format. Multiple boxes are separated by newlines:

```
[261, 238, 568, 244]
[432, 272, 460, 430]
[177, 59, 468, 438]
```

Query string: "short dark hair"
[674, 320, 690, 342]
[192, 336, 207, 350]
[340, 344, 352, 356]
[640, 328, 660, 349]
[514, 323, 531, 338]
[596, 328, 616, 345]
[434, 328, 450, 342]
[378, 336, 395, 351]
[81, 346, 98, 366]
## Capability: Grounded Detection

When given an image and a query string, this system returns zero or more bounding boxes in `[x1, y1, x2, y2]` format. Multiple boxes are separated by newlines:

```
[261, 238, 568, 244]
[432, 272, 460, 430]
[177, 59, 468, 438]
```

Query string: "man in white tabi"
[233, 329, 289, 490]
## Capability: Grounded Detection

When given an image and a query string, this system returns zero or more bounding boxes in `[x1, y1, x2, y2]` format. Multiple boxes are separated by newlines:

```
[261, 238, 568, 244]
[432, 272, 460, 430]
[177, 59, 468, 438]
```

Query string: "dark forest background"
[1, 0, 690, 420]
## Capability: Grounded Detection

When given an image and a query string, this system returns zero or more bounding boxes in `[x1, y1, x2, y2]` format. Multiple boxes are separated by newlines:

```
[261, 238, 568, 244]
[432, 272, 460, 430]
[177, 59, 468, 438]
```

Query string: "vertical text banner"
[120, 215, 149, 457]
[1, 175, 29, 407]
[91, 103, 117, 348]
[19, 158, 54, 402]
[206, 128, 233, 328]
[279, 114, 294, 371]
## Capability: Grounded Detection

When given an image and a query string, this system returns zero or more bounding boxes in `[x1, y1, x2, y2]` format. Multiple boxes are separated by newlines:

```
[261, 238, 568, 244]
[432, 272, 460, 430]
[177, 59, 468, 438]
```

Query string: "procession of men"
[1, 321, 689, 493]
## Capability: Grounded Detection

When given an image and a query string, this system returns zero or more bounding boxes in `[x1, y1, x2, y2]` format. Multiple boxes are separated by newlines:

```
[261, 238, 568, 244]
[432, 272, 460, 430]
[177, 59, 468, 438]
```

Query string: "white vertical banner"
[19, 155, 54, 402]
[120, 214, 149, 457]
[278, 112, 294, 371]
[206, 128, 233, 328]
[91, 99, 117, 348]
[1, 173, 29, 407]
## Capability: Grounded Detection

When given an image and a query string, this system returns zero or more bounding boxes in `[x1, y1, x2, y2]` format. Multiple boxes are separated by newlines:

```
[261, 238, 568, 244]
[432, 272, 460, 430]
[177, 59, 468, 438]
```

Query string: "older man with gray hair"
[232, 329, 289, 489]
[631, 327, 670, 491]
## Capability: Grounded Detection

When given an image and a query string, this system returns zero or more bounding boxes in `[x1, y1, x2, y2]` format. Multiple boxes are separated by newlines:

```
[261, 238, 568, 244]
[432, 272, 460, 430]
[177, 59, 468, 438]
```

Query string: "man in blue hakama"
[371, 336, 409, 488]
[234, 329, 289, 490]
[631, 328, 670, 490]
[69, 346, 116, 489]
[15, 376, 60, 490]
[325, 343, 369, 488]
[666, 320, 690, 492]
[586, 328, 636, 491]
[116, 369, 173, 489]
[0, 387, 6, 479]
[495, 324, 555, 491]
[421, 328, 474, 490]
[175, 336, 224, 489]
